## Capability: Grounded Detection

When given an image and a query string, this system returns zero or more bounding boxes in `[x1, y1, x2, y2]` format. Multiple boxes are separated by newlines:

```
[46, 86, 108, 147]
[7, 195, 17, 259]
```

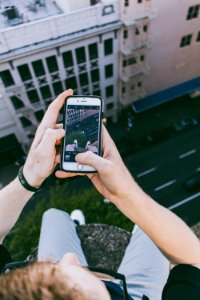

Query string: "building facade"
[0, 0, 200, 154]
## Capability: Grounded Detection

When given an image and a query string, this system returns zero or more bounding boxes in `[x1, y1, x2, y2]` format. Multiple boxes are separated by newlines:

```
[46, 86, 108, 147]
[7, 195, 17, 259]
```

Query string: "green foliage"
[67, 130, 87, 148]
[5, 182, 133, 261]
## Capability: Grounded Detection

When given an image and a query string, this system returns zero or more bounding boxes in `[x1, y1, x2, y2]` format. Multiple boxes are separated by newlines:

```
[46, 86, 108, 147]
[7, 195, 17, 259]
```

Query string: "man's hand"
[56, 125, 136, 205]
[23, 89, 73, 187]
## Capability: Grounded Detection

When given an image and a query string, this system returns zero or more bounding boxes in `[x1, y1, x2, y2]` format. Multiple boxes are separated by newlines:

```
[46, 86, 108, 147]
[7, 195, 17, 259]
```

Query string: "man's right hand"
[56, 125, 136, 205]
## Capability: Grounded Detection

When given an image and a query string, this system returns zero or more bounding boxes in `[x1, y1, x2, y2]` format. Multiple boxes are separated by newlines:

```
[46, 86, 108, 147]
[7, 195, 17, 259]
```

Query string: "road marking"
[168, 192, 200, 210]
[179, 149, 196, 159]
[154, 180, 176, 192]
[137, 167, 157, 178]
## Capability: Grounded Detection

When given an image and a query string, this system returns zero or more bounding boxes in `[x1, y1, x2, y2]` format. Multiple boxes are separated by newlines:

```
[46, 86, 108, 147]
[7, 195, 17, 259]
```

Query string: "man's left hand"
[23, 89, 73, 187]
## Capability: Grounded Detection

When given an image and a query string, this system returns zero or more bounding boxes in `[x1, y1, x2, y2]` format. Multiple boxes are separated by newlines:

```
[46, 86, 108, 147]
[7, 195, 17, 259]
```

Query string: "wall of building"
[0, 0, 120, 150]
[144, 0, 200, 95]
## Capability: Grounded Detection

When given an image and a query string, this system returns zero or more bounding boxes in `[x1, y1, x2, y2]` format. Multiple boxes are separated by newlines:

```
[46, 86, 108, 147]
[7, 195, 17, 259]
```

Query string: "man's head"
[0, 253, 111, 300]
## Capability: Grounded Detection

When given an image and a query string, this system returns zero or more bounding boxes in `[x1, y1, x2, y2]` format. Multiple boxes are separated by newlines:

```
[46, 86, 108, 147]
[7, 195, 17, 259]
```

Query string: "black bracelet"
[18, 166, 41, 192]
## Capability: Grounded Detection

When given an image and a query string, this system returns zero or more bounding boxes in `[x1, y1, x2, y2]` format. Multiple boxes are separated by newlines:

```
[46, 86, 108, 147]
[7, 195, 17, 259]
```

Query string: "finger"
[102, 125, 121, 159]
[41, 89, 73, 128]
[55, 170, 85, 178]
[55, 123, 63, 129]
[75, 151, 110, 173]
[55, 153, 61, 164]
[32, 90, 72, 147]
[102, 125, 116, 151]
[37, 128, 65, 154]
[55, 139, 62, 146]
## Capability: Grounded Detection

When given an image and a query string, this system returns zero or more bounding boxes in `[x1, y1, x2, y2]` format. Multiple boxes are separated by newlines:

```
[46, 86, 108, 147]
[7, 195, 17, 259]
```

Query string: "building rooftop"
[0, 0, 63, 29]
[0, 0, 120, 57]
[0, 0, 113, 29]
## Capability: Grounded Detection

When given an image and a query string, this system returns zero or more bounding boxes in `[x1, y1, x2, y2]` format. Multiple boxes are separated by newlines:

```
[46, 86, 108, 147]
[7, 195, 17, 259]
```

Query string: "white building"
[0, 0, 200, 156]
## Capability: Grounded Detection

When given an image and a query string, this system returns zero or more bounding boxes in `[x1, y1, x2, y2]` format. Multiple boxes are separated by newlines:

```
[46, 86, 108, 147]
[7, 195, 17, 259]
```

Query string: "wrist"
[23, 163, 45, 188]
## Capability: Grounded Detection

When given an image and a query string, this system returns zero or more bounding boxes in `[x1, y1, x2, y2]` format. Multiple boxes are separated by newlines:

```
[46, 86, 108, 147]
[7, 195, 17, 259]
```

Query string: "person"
[0, 89, 199, 300]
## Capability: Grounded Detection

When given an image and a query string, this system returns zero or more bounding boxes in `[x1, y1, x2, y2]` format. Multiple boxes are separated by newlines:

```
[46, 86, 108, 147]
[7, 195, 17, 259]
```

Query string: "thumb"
[76, 151, 109, 173]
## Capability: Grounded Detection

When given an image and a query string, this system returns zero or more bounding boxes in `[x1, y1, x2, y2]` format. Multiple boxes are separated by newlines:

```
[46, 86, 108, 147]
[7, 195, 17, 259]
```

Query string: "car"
[173, 117, 198, 132]
[190, 89, 200, 98]
[184, 172, 200, 190]
[142, 128, 172, 146]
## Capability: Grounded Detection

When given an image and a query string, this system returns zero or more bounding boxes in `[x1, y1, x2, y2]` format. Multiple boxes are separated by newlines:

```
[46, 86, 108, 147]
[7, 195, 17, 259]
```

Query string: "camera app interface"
[64, 105, 100, 162]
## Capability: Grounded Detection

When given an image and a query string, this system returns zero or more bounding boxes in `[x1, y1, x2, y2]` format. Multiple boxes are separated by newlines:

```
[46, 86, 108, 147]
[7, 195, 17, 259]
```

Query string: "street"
[124, 125, 200, 225]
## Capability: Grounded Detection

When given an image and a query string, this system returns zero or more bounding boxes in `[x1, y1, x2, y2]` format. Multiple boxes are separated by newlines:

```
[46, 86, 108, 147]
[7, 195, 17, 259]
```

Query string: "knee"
[42, 208, 67, 220]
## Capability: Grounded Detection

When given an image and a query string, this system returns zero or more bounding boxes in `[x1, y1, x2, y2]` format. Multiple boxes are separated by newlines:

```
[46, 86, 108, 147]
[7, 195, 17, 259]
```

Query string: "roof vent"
[3, 5, 23, 26]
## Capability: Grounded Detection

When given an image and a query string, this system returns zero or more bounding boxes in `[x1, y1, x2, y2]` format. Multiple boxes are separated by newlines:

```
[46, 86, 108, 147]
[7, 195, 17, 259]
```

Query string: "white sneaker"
[70, 209, 86, 225]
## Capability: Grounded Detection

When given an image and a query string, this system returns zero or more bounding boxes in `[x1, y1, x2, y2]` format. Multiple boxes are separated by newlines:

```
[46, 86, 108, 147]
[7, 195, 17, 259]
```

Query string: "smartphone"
[61, 95, 103, 173]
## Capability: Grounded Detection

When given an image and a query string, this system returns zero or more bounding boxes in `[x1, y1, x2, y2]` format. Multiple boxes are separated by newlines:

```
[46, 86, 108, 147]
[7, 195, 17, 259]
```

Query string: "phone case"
[60, 95, 103, 174]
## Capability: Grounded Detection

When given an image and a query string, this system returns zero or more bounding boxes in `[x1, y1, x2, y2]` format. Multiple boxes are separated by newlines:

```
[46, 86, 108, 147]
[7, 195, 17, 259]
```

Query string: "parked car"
[184, 172, 200, 190]
[142, 128, 172, 146]
[173, 117, 198, 132]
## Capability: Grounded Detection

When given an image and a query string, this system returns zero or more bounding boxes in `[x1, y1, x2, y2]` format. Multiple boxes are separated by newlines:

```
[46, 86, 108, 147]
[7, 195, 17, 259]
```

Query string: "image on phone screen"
[64, 104, 100, 163]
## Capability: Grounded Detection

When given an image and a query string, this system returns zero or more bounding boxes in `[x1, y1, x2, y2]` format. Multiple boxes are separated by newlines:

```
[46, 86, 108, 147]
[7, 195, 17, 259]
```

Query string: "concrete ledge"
[76, 224, 131, 272]
[192, 222, 200, 240]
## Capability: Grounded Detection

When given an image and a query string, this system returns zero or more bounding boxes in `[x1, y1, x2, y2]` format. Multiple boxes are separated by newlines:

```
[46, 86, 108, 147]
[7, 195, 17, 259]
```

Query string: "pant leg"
[118, 226, 170, 300]
[37, 208, 87, 265]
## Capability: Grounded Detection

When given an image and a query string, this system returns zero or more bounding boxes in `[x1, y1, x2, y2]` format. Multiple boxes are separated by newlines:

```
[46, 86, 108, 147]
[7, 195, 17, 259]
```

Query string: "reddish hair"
[0, 261, 97, 300]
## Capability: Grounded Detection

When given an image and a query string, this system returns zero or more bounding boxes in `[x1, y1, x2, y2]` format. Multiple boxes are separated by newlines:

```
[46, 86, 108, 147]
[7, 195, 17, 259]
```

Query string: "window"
[106, 102, 114, 110]
[135, 28, 140, 35]
[123, 29, 128, 39]
[105, 64, 113, 78]
[88, 43, 98, 60]
[53, 81, 63, 95]
[197, 31, 200, 42]
[123, 57, 137, 67]
[140, 55, 145, 61]
[91, 69, 100, 82]
[91, 0, 99, 5]
[27, 89, 40, 103]
[79, 73, 89, 86]
[121, 86, 126, 93]
[65, 76, 77, 89]
[0, 70, 15, 87]
[104, 38, 113, 56]
[138, 0, 142, 3]
[93, 90, 101, 96]
[40, 85, 52, 100]
[124, 0, 129, 7]
[123, 60, 127, 67]
[35, 110, 44, 122]
[46, 56, 58, 73]
[10, 96, 24, 109]
[76, 47, 86, 64]
[180, 34, 192, 47]
[106, 85, 113, 97]
[17, 64, 32, 82]
[128, 57, 137, 65]
[32, 60, 45, 77]
[187, 5, 200, 20]
[20, 117, 32, 128]
[143, 25, 148, 32]
[62, 51, 74, 68]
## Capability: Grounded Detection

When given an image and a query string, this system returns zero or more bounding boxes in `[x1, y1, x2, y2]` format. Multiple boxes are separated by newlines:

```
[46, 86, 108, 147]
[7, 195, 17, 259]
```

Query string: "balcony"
[122, 6, 156, 26]
[120, 65, 150, 82]
[121, 40, 151, 56]
[119, 90, 147, 106]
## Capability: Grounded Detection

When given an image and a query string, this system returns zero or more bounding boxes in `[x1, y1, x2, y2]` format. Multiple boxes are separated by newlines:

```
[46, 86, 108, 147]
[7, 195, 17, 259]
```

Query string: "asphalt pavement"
[107, 94, 200, 226]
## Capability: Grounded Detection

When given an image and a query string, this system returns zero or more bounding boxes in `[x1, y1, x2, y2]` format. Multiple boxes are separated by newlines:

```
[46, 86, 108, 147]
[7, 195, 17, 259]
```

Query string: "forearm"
[0, 177, 34, 243]
[116, 181, 200, 265]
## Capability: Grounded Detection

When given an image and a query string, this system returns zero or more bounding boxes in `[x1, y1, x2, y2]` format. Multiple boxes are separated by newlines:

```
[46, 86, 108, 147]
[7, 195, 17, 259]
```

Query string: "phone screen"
[64, 104, 101, 163]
